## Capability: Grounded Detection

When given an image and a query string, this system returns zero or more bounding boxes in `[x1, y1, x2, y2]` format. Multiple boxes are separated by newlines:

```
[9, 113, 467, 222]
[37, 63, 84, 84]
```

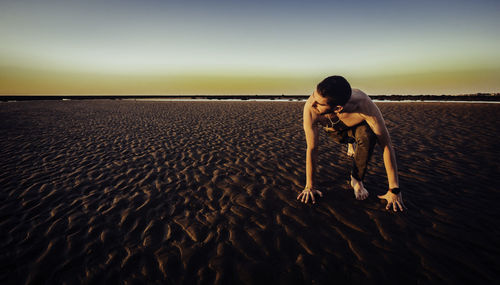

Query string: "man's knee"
[355, 125, 376, 146]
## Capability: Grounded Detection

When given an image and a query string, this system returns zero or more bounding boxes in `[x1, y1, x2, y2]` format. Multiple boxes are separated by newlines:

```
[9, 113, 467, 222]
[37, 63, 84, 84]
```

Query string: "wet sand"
[1, 100, 499, 284]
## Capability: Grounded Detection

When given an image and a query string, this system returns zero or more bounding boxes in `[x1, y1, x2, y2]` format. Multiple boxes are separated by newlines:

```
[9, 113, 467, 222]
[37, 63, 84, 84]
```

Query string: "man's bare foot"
[347, 143, 355, 157]
[350, 175, 369, 200]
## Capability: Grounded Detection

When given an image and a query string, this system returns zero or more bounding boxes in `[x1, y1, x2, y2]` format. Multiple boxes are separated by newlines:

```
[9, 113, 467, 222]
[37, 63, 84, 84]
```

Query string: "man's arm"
[297, 103, 323, 204]
[362, 99, 405, 211]
[362, 101, 399, 188]
[303, 104, 319, 188]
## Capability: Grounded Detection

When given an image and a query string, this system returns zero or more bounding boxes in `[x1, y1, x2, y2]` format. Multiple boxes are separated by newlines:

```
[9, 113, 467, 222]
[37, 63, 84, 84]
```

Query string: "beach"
[1, 100, 499, 284]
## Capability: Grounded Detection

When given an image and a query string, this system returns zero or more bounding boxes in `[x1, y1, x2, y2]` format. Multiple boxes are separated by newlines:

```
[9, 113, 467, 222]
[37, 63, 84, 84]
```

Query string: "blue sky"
[1, 0, 499, 94]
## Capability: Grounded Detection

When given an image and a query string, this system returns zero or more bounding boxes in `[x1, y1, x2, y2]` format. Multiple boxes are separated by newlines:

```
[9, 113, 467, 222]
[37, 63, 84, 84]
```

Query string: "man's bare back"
[299, 80, 405, 212]
[304, 89, 377, 200]
[305, 88, 369, 128]
[307, 89, 373, 157]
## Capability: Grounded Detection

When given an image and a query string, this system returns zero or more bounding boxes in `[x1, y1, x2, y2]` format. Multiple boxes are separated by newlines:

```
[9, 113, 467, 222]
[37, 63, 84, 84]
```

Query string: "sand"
[1, 100, 499, 284]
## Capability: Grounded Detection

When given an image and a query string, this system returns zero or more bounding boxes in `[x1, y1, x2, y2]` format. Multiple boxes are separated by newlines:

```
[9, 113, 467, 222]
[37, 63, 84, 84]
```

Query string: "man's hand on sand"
[297, 187, 323, 204]
[377, 191, 406, 212]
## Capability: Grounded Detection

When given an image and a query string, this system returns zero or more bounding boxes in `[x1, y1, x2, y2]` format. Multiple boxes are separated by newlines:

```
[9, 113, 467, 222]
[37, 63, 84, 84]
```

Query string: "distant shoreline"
[1, 94, 499, 102]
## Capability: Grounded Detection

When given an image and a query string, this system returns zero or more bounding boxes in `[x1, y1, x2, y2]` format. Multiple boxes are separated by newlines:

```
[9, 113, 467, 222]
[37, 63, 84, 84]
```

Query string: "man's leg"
[351, 123, 377, 181]
[348, 123, 377, 200]
[347, 143, 355, 157]
[326, 127, 356, 157]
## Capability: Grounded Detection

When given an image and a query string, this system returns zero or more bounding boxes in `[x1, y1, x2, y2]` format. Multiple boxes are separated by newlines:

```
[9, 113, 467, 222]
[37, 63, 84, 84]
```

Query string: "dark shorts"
[323, 120, 368, 144]
[323, 120, 377, 181]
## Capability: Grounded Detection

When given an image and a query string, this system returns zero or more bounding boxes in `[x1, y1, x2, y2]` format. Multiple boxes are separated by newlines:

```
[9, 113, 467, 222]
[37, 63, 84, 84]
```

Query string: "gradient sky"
[1, 0, 499, 95]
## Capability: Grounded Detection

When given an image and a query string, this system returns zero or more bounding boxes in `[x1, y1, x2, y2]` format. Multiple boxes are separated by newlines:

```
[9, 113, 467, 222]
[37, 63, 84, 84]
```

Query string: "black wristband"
[390, 187, 401, 194]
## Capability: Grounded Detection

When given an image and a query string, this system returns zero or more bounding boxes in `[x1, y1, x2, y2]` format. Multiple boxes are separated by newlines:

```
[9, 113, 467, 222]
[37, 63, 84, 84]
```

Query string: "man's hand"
[377, 191, 406, 212]
[297, 186, 323, 204]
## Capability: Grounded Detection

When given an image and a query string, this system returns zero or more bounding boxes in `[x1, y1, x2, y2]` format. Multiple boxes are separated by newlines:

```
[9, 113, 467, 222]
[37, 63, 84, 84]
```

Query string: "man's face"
[312, 90, 337, 115]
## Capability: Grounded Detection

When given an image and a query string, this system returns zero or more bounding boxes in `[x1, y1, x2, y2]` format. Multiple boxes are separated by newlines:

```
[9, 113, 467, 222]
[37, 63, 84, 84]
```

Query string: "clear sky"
[1, 0, 499, 95]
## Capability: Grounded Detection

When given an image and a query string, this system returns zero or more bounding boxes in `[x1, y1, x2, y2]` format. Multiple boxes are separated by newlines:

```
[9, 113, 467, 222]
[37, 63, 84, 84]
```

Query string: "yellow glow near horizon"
[1, 65, 499, 95]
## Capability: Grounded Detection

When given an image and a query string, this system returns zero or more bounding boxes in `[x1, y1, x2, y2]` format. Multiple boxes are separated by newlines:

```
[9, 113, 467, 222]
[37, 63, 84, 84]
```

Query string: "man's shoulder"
[303, 94, 315, 113]
[350, 89, 380, 119]
[304, 93, 314, 105]
[303, 95, 319, 125]
[351, 89, 375, 106]
[352, 88, 371, 100]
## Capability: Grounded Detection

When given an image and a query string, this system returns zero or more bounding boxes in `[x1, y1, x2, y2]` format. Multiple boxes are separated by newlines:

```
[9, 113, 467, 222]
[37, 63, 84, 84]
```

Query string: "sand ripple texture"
[1, 100, 499, 284]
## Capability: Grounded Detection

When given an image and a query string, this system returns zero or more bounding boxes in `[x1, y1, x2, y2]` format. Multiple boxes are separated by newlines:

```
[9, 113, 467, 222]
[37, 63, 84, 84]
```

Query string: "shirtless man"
[297, 75, 405, 212]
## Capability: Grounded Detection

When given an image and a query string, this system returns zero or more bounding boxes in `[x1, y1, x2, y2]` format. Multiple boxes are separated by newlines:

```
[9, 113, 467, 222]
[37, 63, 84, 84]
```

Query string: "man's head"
[314, 75, 352, 114]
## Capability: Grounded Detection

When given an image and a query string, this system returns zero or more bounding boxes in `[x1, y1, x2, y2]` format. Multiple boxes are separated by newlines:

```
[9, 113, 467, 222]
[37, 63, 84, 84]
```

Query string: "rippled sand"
[1, 100, 499, 284]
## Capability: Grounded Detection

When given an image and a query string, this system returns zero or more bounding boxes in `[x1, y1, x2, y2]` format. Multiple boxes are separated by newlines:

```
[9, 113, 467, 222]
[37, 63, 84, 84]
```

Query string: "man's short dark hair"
[316, 75, 352, 106]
